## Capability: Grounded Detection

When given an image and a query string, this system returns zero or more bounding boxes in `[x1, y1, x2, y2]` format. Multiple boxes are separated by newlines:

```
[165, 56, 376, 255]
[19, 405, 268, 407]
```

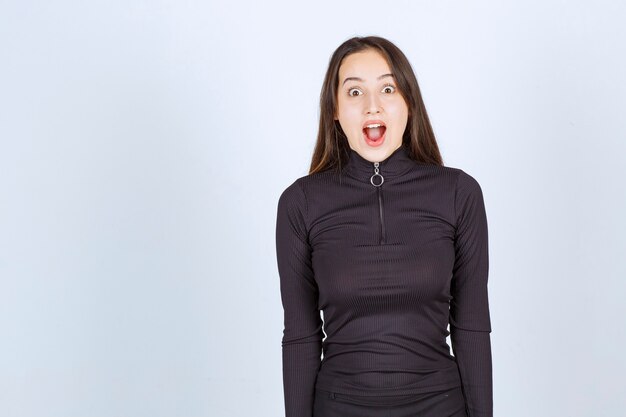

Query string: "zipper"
[371, 162, 386, 245]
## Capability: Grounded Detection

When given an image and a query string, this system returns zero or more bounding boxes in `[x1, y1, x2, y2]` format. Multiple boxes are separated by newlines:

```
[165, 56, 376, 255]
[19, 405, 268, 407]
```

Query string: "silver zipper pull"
[370, 162, 384, 187]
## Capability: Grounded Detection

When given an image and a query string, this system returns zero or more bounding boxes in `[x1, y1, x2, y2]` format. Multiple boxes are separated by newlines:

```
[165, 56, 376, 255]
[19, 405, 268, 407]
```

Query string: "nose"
[365, 93, 382, 114]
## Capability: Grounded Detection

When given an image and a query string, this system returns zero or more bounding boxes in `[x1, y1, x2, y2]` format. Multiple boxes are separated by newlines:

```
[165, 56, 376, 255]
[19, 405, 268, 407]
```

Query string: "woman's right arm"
[275, 180, 324, 417]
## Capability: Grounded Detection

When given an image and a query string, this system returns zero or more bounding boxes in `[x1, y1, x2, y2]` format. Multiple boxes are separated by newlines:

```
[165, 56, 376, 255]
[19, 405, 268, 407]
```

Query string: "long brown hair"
[309, 36, 443, 175]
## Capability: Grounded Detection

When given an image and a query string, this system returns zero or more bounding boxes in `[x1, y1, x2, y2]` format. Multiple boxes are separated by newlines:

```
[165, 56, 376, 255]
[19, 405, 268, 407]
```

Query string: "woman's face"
[335, 48, 409, 163]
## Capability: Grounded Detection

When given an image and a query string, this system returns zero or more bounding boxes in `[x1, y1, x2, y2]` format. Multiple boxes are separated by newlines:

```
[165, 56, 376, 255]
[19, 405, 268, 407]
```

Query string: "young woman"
[275, 36, 493, 417]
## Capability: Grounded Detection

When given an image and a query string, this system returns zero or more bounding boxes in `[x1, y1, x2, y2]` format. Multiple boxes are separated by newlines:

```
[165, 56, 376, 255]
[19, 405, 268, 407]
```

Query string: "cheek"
[337, 104, 361, 126]
[389, 102, 409, 126]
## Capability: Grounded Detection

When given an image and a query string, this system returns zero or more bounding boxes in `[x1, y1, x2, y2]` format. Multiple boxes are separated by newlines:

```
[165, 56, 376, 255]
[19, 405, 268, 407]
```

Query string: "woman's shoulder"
[444, 165, 483, 191]
[277, 170, 333, 202]
[426, 163, 483, 188]
[440, 165, 486, 214]
[406, 161, 480, 188]
[284, 169, 341, 191]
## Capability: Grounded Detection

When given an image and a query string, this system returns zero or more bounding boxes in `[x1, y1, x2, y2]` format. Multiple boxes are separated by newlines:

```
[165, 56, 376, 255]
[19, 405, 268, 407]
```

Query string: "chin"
[360, 144, 396, 162]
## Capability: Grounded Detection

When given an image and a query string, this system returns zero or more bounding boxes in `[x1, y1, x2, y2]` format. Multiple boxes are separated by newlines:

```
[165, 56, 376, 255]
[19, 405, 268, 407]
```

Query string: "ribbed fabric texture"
[275, 144, 492, 417]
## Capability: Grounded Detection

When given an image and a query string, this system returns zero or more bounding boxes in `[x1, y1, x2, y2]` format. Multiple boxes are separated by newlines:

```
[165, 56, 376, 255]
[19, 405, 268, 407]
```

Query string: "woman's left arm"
[449, 170, 493, 417]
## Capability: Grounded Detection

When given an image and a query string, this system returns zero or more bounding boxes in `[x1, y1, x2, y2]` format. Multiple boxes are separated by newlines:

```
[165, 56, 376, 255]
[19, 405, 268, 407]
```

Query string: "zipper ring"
[370, 173, 384, 187]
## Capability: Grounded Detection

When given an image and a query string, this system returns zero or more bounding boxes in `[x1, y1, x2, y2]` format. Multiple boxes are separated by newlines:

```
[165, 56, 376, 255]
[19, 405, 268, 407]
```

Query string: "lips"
[363, 120, 386, 142]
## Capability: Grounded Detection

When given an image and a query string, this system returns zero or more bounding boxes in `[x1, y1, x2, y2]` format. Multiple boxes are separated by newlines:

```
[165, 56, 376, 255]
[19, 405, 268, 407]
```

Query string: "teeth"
[365, 123, 383, 129]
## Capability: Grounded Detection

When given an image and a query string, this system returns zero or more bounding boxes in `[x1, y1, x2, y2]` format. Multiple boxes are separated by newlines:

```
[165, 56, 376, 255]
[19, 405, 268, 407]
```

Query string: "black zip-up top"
[275, 144, 493, 417]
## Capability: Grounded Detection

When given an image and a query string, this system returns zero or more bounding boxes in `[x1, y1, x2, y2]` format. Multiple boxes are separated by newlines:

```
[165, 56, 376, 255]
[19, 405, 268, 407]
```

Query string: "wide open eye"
[348, 87, 363, 97]
[382, 84, 396, 94]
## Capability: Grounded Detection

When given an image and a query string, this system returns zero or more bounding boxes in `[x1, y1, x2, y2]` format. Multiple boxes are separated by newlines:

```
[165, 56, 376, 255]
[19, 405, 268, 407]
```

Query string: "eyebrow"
[342, 73, 395, 86]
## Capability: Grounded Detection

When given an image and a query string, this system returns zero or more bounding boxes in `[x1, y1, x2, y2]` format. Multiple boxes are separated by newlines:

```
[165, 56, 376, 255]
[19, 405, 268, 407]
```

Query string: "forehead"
[338, 49, 391, 81]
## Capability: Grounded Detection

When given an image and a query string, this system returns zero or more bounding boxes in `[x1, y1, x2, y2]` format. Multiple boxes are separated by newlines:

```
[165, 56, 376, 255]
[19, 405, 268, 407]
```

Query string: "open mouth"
[363, 122, 387, 143]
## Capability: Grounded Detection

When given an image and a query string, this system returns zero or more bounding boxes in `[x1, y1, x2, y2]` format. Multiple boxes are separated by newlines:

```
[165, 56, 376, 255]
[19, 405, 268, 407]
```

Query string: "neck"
[343, 144, 415, 182]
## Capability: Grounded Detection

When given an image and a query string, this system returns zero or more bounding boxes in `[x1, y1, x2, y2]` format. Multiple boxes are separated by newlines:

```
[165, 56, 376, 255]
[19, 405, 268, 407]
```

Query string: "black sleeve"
[449, 170, 493, 417]
[275, 180, 324, 417]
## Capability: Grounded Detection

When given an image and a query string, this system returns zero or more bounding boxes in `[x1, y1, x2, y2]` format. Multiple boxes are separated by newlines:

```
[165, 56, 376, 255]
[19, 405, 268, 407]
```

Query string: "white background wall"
[1, 1, 625, 416]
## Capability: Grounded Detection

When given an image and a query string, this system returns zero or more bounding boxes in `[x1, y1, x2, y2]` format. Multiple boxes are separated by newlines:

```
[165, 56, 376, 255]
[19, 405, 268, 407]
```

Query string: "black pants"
[313, 385, 468, 417]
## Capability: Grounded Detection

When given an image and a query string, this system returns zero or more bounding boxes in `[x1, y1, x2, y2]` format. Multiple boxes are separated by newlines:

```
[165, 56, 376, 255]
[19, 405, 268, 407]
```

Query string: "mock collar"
[343, 144, 415, 182]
